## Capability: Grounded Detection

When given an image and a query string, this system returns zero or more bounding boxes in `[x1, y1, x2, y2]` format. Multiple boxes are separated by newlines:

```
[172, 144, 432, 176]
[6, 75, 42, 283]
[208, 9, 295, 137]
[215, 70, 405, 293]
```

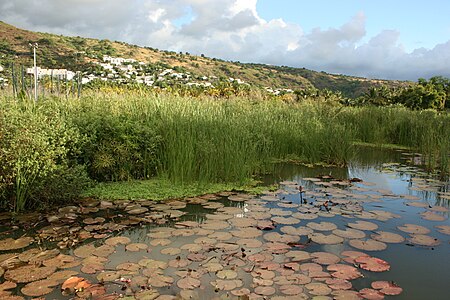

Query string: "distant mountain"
[0, 21, 409, 98]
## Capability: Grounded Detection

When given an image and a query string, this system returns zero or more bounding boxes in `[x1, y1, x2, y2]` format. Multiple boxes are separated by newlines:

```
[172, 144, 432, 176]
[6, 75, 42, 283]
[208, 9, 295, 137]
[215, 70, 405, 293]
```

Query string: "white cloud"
[0, 0, 448, 80]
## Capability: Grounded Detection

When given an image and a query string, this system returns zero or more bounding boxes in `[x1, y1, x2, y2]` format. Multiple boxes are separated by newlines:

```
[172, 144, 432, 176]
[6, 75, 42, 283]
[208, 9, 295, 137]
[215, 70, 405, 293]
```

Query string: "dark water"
[1, 146, 449, 299]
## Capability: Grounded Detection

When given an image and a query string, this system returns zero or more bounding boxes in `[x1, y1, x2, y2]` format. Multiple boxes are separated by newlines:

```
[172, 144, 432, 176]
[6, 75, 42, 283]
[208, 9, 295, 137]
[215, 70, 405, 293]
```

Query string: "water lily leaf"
[201, 220, 230, 230]
[105, 236, 131, 246]
[359, 288, 385, 300]
[135, 289, 160, 300]
[332, 228, 366, 239]
[172, 229, 196, 237]
[202, 262, 223, 272]
[331, 290, 361, 300]
[175, 221, 199, 228]
[292, 212, 318, 220]
[231, 288, 251, 296]
[371, 281, 403, 296]
[83, 217, 105, 225]
[272, 216, 301, 225]
[229, 217, 257, 227]
[327, 264, 363, 280]
[279, 285, 304, 295]
[187, 253, 208, 262]
[0, 281, 16, 292]
[116, 262, 141, 272]
[340, 250, 369, 264]
[264, 232, 300, 243]
[61, 276, 90, 293]
[355, 256, 390, 272]
[150, 239, 172, 247]
[47, 270, 79, 283]
[180, 243, 203, 252]
[168, 258, 191, 268]
[325, 278, 352, 290]
[311, 252, 340, 265]
[231, 228, 262, 238]
[17, 248, 40, 262]
[148, 275, 174, 287]
[281, 226, 313, 236]
[397, 224, 430, 235]
[371, 231, 405, 244]
[97, 271, 120, 282]
[307, 222, 337, 231]
[177, 277, 201, 289]
[126, 243, 148, 252]
[74, 244, 96, 258]
[0, 237, 33, 251]
[408, 234, 440, 246]
[264, 242, 291, 254]
[347, 221, 378, 231]
[420, 211, 446, 221]
[160, 247, 181, 255]
[216, 270, 237, 279]
[254, 286, 276, 296]
[93, 245, 115, 257]
[138, 259, 167, 269]
[21, 279, 58, 297]
[349, 239, 387, 251]
[435, 225, 450, 235]
[252, 269, 276, 280]
[300, 263, 323, 274]
[4, 265, 56, 283]
[309, 233, 344, 245]
[285, 250, 311, 262]
[208, 231, 233, 241]
[236, 238, 263, 248]
[41, 254, 77, 269]
[305, 282, 332, 296]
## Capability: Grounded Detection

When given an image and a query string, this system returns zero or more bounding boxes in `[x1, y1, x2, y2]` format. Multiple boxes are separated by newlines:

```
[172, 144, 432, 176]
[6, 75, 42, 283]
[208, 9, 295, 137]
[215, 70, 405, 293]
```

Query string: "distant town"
[0, 55, 293, 96]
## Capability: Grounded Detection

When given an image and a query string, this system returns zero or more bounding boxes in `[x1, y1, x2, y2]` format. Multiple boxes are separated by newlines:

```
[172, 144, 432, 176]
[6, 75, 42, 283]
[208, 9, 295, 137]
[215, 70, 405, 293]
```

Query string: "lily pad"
[371, 231, 405, 243]
[105, 236, 131, 246]
[355, 256, 390, 272]
[327, 264, 363, 280]
[397, 224, 430, 235]
[420, 211, 446, 221]
[311, 252, 340, 265]
[347, 221, 378, 231]
[21, 279, 58, 297]
[359, 288, 385, 300]
[126, 243, 148, 252]
[408, 234, 440, 246]
[177, 277, 201, 289]
[349, 239, 387, 251]
[307, 222, 337, 231]
[332, 228, 366, 239]
[371, 281, 403, 296]
[254, 286, 276, 296]
[148, 275, 174, 287]
[435, 225, 450, 235]
[305, 282, 332, 296]
[0, 237, 33, 251]
[4, 265, 56, 283]
[325, 278, 352, 290]
[310, 233, 344, 245]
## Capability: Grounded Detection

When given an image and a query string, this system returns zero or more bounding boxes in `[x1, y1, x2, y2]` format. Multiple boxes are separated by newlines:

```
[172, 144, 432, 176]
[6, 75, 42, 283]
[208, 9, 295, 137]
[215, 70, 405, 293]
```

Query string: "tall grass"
[1, 91, 449, 211]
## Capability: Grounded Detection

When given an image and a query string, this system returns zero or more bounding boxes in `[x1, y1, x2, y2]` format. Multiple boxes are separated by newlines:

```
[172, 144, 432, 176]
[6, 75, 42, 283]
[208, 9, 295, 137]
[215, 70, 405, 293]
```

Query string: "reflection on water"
[0, 146, 449, 299]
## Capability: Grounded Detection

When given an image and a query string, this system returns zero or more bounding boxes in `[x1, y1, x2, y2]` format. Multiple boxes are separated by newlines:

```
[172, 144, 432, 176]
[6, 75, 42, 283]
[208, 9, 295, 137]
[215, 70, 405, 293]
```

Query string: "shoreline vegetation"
[1, 90, 449, 212]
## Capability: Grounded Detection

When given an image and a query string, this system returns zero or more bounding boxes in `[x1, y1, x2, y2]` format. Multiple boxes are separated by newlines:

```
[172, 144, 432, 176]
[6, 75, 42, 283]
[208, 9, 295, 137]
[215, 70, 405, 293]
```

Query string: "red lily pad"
[359, 288, 385, 299]
[355, 256, 390, 272]
[327, 264, 363, 280]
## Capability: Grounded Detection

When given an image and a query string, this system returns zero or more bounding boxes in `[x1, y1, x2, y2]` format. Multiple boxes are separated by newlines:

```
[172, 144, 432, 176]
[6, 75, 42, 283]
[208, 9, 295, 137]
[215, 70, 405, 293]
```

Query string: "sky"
[0, 0, 449, 80]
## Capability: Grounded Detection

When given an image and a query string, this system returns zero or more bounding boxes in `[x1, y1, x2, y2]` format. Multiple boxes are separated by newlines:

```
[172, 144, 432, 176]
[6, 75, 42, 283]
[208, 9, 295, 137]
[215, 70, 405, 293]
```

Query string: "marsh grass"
[1, 91, 449, 210]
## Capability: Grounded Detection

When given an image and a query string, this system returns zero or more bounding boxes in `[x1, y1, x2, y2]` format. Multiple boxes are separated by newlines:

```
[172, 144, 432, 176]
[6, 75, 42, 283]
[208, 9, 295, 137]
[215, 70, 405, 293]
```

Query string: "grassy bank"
[1, 92, 449, 211]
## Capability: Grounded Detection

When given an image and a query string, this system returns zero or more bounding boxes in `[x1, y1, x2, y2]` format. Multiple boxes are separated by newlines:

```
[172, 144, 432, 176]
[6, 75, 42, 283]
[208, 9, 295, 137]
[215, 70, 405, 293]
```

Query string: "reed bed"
[0, 91, 448, 211]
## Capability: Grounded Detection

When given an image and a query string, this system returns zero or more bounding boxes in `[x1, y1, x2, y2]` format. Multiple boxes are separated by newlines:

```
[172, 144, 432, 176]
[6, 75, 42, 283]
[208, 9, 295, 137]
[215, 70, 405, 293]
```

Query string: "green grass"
[83, 177, 277, 200]
[1, 90, 449, 211]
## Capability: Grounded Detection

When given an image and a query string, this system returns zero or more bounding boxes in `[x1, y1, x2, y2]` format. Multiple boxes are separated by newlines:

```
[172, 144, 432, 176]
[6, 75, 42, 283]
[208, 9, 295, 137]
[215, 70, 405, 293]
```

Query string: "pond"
[0, 147, 449, 299]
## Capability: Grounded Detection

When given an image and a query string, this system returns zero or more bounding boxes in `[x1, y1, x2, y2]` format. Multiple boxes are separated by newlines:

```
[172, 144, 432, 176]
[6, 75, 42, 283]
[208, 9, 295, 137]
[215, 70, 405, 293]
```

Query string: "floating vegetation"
[0, 155, 449, 299]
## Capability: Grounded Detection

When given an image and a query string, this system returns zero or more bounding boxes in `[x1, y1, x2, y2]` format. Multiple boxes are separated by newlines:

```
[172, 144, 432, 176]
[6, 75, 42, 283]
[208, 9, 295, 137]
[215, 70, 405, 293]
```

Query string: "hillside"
[0, 21, 408, 98]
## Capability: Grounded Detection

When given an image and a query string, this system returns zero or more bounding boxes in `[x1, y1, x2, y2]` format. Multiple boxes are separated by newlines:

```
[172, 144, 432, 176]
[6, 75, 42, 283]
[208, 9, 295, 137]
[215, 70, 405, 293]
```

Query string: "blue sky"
[1, 0, 449, 80]
[256, 0, 450, 52]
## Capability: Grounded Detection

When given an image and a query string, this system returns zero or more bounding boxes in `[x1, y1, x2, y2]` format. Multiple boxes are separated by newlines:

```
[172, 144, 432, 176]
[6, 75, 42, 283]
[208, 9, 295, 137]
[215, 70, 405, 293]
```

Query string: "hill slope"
[0, 21, 408, 97]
